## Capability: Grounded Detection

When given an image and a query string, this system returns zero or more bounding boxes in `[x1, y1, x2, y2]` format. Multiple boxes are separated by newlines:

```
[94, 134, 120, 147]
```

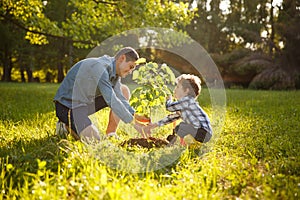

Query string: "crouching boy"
[145, 74, 212, 144]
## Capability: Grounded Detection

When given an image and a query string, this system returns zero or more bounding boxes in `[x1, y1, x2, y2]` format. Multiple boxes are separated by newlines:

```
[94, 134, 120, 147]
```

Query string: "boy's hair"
[176, 74, 201, 98]
[114, 47, 139, 62]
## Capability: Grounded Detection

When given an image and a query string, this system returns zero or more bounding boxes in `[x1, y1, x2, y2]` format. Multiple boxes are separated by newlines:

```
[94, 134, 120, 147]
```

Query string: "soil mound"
[120, 137, 170, 149]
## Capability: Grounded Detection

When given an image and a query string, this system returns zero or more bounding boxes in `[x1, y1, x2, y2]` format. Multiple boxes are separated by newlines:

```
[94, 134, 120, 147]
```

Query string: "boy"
[145, 74, 212, 144]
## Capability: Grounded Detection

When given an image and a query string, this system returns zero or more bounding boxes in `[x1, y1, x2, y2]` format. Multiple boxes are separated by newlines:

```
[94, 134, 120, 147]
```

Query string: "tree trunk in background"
[26, 67, 33, 82]
[2, 63, 12, 82]
[20, 66, 26, 82]
[269, 0, 275, 56]
[57, 62, 64, 83]
[2, 49, 12, 82]
[57, 42, 65, 83]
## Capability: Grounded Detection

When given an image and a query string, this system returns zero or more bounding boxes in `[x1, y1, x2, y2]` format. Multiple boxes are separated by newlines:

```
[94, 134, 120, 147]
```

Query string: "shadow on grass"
[0, 133, 69, 175]
[87, 138, 211, 175]
[0, 131, 77, 192]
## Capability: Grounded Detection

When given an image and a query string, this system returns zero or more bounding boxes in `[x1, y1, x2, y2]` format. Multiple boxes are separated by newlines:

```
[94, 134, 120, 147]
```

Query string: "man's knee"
[80, 124, 100, 141]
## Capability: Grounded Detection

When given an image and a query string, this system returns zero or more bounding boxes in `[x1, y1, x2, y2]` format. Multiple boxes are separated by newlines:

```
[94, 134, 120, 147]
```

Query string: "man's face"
[116, 55, 137, 78]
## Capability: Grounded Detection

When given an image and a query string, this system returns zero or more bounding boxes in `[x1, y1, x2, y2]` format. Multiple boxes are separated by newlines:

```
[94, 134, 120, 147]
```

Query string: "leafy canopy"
[1, 0, 196, 47]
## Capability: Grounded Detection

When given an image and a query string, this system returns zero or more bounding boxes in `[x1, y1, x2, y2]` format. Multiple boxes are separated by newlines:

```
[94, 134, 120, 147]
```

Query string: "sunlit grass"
[0, 83, 299, 199]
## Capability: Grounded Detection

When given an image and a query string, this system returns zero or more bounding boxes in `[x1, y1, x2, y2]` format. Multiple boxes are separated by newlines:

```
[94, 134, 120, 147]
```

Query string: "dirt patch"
[120, 137, 174, 149]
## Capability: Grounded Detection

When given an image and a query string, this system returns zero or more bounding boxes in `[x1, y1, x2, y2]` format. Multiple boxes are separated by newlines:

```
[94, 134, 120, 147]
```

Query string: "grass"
[0, 82, 299, 199]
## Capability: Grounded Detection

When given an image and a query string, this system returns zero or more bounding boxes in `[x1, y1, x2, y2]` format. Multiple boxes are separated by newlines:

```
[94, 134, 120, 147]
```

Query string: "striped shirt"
[157, 95, 212, 134]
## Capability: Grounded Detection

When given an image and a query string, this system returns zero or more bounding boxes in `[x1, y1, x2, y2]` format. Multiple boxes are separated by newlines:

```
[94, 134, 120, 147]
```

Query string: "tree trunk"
[2, 50, 12, 82]
[20, 66, 26, 82]
[57, 39, 67, 83]
[269, 0, 275, 56]
[57, 62, 64, 83]
[26, 67, 33, 82]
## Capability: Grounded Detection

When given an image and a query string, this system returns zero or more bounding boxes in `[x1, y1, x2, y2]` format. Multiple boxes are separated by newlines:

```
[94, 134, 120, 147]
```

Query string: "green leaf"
[132, 70, 139, 81]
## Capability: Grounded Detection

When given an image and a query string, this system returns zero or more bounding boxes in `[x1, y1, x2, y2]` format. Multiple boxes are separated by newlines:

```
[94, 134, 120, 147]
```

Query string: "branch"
[92, 0, 118, 5]
[0, 14, 93, 45]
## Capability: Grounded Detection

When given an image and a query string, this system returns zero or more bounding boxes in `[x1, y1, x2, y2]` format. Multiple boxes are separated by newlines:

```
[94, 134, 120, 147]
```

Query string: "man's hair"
[176, 74, 202, 98]
[114, 47, 139, 62]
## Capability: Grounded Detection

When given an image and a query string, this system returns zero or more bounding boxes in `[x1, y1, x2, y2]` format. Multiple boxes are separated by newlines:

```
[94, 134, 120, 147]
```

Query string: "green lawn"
[0, 83, 299, 199]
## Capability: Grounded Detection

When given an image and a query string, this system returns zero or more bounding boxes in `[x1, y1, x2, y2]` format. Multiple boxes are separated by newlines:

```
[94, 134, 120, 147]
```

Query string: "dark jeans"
[174, 122, 211, 143]
[55, 96, 108, 134]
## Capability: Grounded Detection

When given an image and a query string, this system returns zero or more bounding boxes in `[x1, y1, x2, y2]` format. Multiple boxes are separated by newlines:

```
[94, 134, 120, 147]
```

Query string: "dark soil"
[120, 137, 171, 149]
[122, 118, 177, 149]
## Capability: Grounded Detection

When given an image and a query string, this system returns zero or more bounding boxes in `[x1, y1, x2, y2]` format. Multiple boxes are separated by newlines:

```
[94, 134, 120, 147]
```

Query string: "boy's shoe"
[166, 134, 177, 146]
[180, 138, 186, 146]
[56, 121, 69, 138]
[106, 132, 120, 140]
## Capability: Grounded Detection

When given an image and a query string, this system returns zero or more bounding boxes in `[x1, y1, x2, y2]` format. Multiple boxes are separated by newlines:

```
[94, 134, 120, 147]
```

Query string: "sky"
[192, 0, 284, 13]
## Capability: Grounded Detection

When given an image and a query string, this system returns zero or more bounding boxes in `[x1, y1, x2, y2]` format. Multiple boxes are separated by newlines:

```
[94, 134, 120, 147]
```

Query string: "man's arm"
[97, 71, 134, 123]
[114, 80, 135, 115]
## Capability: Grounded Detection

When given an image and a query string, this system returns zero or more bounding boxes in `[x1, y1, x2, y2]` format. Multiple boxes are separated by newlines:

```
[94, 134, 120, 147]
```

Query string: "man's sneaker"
[56, 121, 69, 138]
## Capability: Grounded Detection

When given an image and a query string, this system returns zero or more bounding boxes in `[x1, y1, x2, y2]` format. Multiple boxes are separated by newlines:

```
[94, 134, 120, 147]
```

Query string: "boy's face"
[174, 81, 189, 99]
[116, 55, 136, 78]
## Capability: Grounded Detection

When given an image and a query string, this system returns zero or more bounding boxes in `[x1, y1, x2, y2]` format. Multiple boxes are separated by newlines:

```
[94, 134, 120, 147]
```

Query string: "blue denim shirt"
[54, 55, 135, 123]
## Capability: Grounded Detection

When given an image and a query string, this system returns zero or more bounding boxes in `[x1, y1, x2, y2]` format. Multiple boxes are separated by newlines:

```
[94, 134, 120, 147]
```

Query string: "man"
[54, 47, 145, 141]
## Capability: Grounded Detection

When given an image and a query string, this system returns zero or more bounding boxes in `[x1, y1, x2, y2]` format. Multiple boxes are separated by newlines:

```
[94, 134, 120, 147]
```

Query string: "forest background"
[0, 0, 299, 90]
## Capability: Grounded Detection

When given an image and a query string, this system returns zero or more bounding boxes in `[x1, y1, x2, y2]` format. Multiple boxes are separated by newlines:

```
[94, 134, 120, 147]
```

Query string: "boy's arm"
[156, 113, 181, 126]
[165, 98, 184, 112]
[144, 113, 180, 136]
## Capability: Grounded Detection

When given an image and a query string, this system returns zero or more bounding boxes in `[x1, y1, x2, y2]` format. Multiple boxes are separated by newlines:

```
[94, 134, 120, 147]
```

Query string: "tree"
[0, 0, 62, 81]
[0, 17, 31, 81]
[187, 0, 300, 89]
[276, 0, 300, 71]
[0, 21, 17, 81]
[187, 0, 229, 54]
[0, 0, 196, 82]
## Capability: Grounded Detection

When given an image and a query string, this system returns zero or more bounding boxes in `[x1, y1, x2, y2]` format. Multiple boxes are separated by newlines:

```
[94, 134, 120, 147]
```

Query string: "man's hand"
[134, 114, 151, 124]
[133, 123, 147, 138]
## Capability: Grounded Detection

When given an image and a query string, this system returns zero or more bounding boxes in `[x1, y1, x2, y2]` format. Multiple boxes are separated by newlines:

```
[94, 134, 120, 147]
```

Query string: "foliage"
[0, 0, 196, 82]
[276, 0, 300, 69]
[1, 0, 62, 45]
[249, 67, 296, 90]
[213, 46, 299, 89]
[1, 0, 195, 47]
[187, 0, 229, 53]
[0, 83, 299, 199]
[215, 48, 274, 75]
[130, 62, 176, 118]
[1, 0, 299, 89]
[187, 0, 300, 84]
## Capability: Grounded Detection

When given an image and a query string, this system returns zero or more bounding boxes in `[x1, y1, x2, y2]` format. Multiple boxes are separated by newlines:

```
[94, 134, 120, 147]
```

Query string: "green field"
[0, 83, 299, 199]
